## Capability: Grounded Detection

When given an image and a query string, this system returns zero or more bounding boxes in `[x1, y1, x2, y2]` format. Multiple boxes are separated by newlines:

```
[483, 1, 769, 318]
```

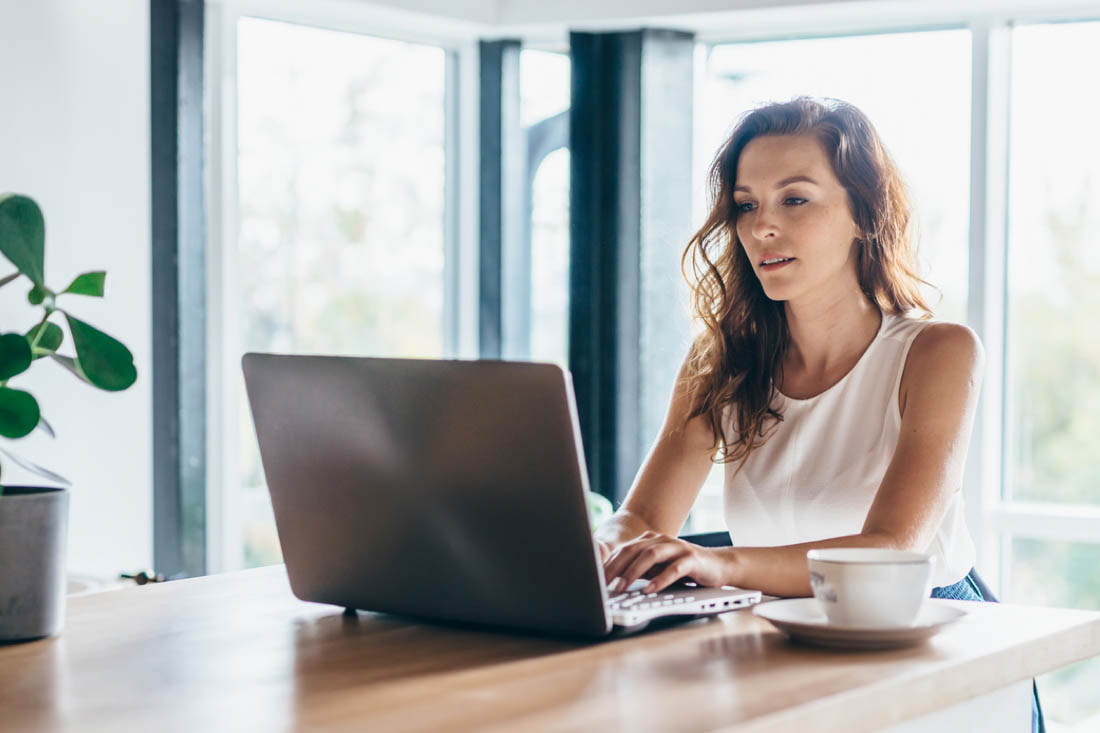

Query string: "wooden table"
[2, 566, 1098, 732]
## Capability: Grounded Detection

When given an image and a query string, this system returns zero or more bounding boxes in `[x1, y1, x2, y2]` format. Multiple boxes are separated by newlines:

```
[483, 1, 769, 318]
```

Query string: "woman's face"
[732, 134, 862, 305]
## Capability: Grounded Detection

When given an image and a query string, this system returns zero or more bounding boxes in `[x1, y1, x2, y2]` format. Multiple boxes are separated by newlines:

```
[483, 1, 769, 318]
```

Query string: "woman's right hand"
[596, 539, 614, 563]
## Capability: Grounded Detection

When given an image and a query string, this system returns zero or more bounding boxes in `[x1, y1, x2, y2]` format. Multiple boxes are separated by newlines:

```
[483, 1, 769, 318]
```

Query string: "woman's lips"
[760, 258, 796, 272]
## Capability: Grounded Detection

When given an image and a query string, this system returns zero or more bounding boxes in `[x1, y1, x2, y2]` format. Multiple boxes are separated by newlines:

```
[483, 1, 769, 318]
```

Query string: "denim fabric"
[930, 571, 986, 601]
[931, 569, 1046, 733]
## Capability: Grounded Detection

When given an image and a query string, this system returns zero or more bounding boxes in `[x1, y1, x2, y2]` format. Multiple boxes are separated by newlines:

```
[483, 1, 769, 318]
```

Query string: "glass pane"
[678, 30, 972, 532]
[1009, 537, 1100, 727]
[529, 147, 570, 367]
[1005, 21, 1100, 505]
[520, 49, 570, 127]
[521, 49, 571, 366]
[234, 17, 446, 568]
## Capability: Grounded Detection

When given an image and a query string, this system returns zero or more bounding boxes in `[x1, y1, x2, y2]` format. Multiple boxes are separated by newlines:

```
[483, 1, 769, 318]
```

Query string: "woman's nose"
[751, 207, 779, 240]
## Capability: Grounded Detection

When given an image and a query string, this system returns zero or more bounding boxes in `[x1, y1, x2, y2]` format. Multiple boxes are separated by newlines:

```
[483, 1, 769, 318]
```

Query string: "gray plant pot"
[0, 486, 69, 642]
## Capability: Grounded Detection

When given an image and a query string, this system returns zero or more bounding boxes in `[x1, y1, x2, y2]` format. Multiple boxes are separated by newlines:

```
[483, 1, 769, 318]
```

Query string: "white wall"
[0, 0, 152, 579]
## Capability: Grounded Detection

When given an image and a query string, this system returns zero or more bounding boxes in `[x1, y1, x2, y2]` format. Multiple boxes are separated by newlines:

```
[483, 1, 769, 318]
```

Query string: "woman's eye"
[735, 198, 804, 213]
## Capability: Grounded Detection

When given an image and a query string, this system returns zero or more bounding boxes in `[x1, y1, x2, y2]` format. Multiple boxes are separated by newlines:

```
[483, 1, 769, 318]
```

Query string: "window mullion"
[444, 49, 461, 359]
[964, 18, 1012, 597]
[152, 0, 209, 580]
[456, 40, 482, 360]
[993, 503, 1100, 544]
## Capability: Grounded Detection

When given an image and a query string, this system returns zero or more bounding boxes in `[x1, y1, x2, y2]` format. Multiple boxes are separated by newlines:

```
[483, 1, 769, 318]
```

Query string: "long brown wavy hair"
[680, 96, 934, 474]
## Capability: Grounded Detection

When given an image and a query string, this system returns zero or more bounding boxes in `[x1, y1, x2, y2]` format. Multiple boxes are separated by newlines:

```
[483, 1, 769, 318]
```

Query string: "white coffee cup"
[806, 548, 935, 628]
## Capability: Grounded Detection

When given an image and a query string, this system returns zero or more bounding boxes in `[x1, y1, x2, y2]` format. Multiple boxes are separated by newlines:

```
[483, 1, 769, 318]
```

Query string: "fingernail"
[643, 583, 655, 593]
[608, 577, 622, 592]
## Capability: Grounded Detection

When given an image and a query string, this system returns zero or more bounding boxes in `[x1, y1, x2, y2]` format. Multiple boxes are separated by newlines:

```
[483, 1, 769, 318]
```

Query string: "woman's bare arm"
[593, 355, 719, 551]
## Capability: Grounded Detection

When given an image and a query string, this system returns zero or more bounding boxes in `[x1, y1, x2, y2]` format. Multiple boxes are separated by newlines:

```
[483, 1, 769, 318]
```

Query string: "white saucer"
[753, 598, 969, 650]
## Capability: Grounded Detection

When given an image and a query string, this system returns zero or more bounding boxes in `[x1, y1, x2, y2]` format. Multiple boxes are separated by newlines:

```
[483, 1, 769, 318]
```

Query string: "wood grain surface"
[2, 565, 1098, 732]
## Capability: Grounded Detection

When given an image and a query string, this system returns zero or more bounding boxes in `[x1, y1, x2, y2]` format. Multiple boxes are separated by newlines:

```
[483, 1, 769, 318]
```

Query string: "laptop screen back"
[242, 354, 612, 637]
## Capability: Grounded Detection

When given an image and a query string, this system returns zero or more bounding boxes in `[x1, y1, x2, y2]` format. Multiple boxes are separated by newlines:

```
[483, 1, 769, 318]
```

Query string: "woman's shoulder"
[885, 313, 981, 349]
[892, 317, 985, 422]
[902, 318, 985, 388]
[911, 318, 982, 356]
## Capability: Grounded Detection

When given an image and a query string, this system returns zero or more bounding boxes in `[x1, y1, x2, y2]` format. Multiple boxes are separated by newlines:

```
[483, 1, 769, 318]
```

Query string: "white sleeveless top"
[722, 312, 975, 587]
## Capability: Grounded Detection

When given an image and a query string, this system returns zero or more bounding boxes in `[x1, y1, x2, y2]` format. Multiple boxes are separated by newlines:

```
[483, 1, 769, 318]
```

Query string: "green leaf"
[25, 321, 63, 357]
[63, 314, 137, 391]
[62, 271, 106, 297]
[0, 332, 32, 380]
[50, 353, 91, 385]
[0, 446, 70, 487]
[27, 284, 48, 305]
[0, 194, 45, 286]
[0, 271, 19, 288]
[0, 386, 40, 438]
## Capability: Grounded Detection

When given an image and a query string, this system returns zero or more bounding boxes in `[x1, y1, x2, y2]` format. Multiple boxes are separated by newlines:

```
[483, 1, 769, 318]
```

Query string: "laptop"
[241, 354, 761, 638]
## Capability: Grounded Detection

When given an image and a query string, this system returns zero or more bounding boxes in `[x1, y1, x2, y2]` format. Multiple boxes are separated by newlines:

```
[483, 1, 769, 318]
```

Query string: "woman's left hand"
[602, 531, 732, 594]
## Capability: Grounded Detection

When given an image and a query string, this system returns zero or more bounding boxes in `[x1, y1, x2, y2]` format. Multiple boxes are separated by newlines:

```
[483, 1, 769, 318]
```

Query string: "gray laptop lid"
[242, 354, 612, 637]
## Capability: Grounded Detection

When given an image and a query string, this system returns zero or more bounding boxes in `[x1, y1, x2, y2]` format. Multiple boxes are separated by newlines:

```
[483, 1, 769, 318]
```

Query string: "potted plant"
[0, 193, 137, 642]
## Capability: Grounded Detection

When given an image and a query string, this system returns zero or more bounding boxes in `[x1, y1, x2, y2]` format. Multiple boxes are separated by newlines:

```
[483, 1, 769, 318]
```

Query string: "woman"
[593, 96, 1043, 731]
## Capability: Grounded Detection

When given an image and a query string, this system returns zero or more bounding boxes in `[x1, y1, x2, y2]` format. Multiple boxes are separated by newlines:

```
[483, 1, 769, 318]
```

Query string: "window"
[1004, 21, 1100, 507]
[1003, 20, 1100, 727]
[676, 29, 972, 532]
[528, 146, 570, 367]
[520, 49, 570, 127]
[226, 17, 449, 569]
[521, 49, 571, 367]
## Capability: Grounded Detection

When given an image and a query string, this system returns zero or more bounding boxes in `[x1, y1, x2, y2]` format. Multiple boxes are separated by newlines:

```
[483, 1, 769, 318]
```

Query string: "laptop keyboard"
[607, 589, 695, 612]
